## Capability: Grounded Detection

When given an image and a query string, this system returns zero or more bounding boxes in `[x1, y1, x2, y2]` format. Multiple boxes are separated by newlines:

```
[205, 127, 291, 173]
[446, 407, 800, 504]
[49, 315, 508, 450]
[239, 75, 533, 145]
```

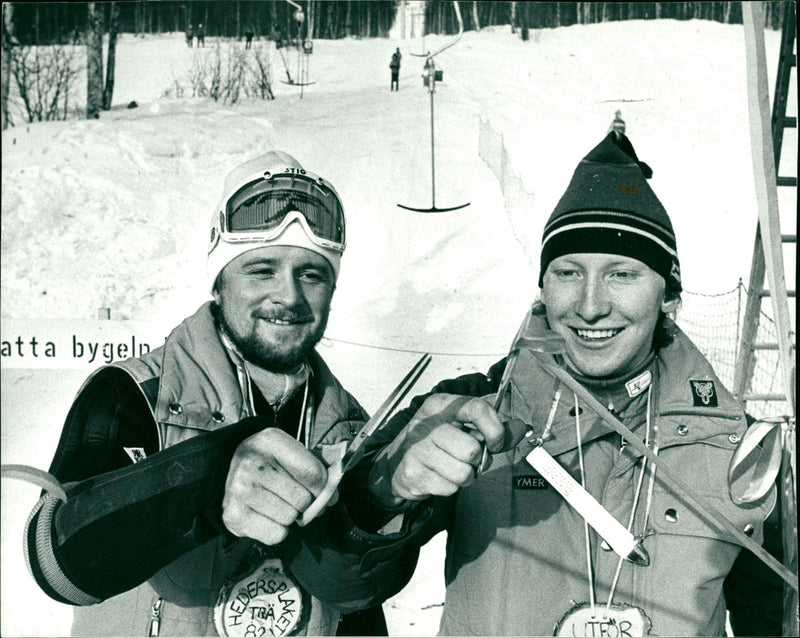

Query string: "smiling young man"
[22, 151, 389, 636]
[541, 252, 679, 379]
[319, 132, 780, 636]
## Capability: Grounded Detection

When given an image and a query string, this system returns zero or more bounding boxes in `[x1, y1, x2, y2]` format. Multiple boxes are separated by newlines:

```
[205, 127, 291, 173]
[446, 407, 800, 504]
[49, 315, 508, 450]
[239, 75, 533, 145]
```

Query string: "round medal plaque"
[215, 559, 303, 637]
[554, 601, 652, 637]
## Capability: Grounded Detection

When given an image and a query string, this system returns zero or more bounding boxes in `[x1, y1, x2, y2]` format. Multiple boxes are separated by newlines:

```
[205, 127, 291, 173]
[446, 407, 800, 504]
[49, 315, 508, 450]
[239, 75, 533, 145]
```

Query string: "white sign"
[1, 319, 169, 369]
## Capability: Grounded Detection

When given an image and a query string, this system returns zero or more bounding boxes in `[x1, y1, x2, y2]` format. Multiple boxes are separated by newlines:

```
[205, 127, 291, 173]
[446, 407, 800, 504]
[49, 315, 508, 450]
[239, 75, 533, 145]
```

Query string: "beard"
[215, 303, 328, 373]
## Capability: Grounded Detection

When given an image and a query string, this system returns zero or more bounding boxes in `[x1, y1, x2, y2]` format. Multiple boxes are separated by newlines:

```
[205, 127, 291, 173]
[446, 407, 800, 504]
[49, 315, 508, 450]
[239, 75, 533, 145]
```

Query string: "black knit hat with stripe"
[539, 131, 681, 292]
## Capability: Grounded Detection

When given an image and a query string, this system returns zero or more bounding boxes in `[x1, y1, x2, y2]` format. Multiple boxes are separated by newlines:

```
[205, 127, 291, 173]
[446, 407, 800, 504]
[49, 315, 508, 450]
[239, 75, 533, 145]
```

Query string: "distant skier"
[196, 23, 205, 47]
[608, 111, 652, 178]
[271, 26, 285, 49]
[185, 23, 193, 47]
[245, 25, 255, 49]
[390, 47, 401, 91]
[610, 110, 626, 137]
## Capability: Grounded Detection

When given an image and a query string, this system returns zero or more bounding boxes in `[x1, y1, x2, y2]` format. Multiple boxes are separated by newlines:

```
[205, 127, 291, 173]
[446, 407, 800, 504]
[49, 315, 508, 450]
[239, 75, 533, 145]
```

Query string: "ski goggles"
[215, 171, 346, 252]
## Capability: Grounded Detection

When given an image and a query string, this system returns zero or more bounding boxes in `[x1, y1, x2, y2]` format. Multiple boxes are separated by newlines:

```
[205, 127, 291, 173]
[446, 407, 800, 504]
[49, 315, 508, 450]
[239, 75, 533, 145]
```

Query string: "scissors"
[297, 352, 432, 526]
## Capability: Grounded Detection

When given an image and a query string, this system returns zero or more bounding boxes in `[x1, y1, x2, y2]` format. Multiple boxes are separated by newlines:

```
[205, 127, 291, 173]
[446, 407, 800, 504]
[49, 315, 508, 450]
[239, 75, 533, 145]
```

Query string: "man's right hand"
[367, 394, 506, 507]
[223, 428, 328, 546]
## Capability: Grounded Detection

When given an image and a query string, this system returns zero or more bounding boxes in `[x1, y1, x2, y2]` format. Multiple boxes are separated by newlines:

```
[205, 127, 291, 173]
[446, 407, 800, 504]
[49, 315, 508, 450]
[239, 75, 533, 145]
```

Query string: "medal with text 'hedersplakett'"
[491, 308, 649, 567]
[214, 558, 303, 637]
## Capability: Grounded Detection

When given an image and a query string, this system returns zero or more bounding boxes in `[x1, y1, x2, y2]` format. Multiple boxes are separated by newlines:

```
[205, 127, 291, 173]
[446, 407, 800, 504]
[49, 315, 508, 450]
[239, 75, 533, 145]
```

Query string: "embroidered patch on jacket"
[124, 447, 147, 463]
[625, 370, 652, 397]
[513, 474, 550, 489]
[690, 380, 718, 406]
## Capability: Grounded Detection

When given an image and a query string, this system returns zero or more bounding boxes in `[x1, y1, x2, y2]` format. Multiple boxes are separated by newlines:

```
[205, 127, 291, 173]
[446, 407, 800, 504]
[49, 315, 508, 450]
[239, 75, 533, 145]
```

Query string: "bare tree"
[9, 44, 80, 122]
[102, 2, 119, 110]
[472, 1, 480, 31]
[2, 2, 15, 129]
[248, 45, 274, 100]
[308, 0, 316, 40]
[86, 2, 103, 118]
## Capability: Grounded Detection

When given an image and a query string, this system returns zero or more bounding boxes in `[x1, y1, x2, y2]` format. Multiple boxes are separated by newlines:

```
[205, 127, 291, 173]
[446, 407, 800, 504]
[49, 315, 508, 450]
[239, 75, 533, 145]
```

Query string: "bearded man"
[23, 151, 388, 637]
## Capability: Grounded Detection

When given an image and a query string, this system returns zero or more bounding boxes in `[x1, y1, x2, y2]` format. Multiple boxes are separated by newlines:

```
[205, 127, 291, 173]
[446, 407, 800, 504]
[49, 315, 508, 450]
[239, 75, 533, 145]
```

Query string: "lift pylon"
[398, 0, 469, 213]
[278, 0, 315, 96]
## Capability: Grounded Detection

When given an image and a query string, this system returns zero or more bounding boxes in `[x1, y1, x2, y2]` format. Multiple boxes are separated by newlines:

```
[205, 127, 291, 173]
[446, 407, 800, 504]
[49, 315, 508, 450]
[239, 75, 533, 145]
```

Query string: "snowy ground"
[1, 17, 794, 637]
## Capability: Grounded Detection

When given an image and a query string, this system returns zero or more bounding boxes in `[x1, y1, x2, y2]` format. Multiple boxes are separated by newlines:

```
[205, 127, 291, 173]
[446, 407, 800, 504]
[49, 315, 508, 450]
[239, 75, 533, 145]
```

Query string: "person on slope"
[390, 47, 401, 91]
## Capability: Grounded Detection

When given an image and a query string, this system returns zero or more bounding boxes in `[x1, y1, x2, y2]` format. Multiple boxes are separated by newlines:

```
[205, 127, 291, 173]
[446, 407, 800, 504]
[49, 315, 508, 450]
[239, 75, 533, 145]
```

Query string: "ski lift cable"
[410, 0, 464, 60]
[426, 0, 464, 62]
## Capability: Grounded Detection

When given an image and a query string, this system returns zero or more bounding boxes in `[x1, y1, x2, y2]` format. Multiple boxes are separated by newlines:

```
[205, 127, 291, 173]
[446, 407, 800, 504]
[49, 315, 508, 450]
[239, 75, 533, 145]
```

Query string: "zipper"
[148, 597, 163, 637]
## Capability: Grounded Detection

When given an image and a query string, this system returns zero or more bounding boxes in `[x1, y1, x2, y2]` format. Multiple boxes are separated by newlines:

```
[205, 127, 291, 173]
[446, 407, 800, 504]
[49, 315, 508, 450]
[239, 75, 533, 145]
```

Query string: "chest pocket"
[648, 441, 773, 546]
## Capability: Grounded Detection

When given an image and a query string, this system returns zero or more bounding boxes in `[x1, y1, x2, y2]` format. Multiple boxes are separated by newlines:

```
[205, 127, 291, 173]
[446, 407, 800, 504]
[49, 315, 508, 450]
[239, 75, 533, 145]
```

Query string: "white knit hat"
[206, 151, 345, 293]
